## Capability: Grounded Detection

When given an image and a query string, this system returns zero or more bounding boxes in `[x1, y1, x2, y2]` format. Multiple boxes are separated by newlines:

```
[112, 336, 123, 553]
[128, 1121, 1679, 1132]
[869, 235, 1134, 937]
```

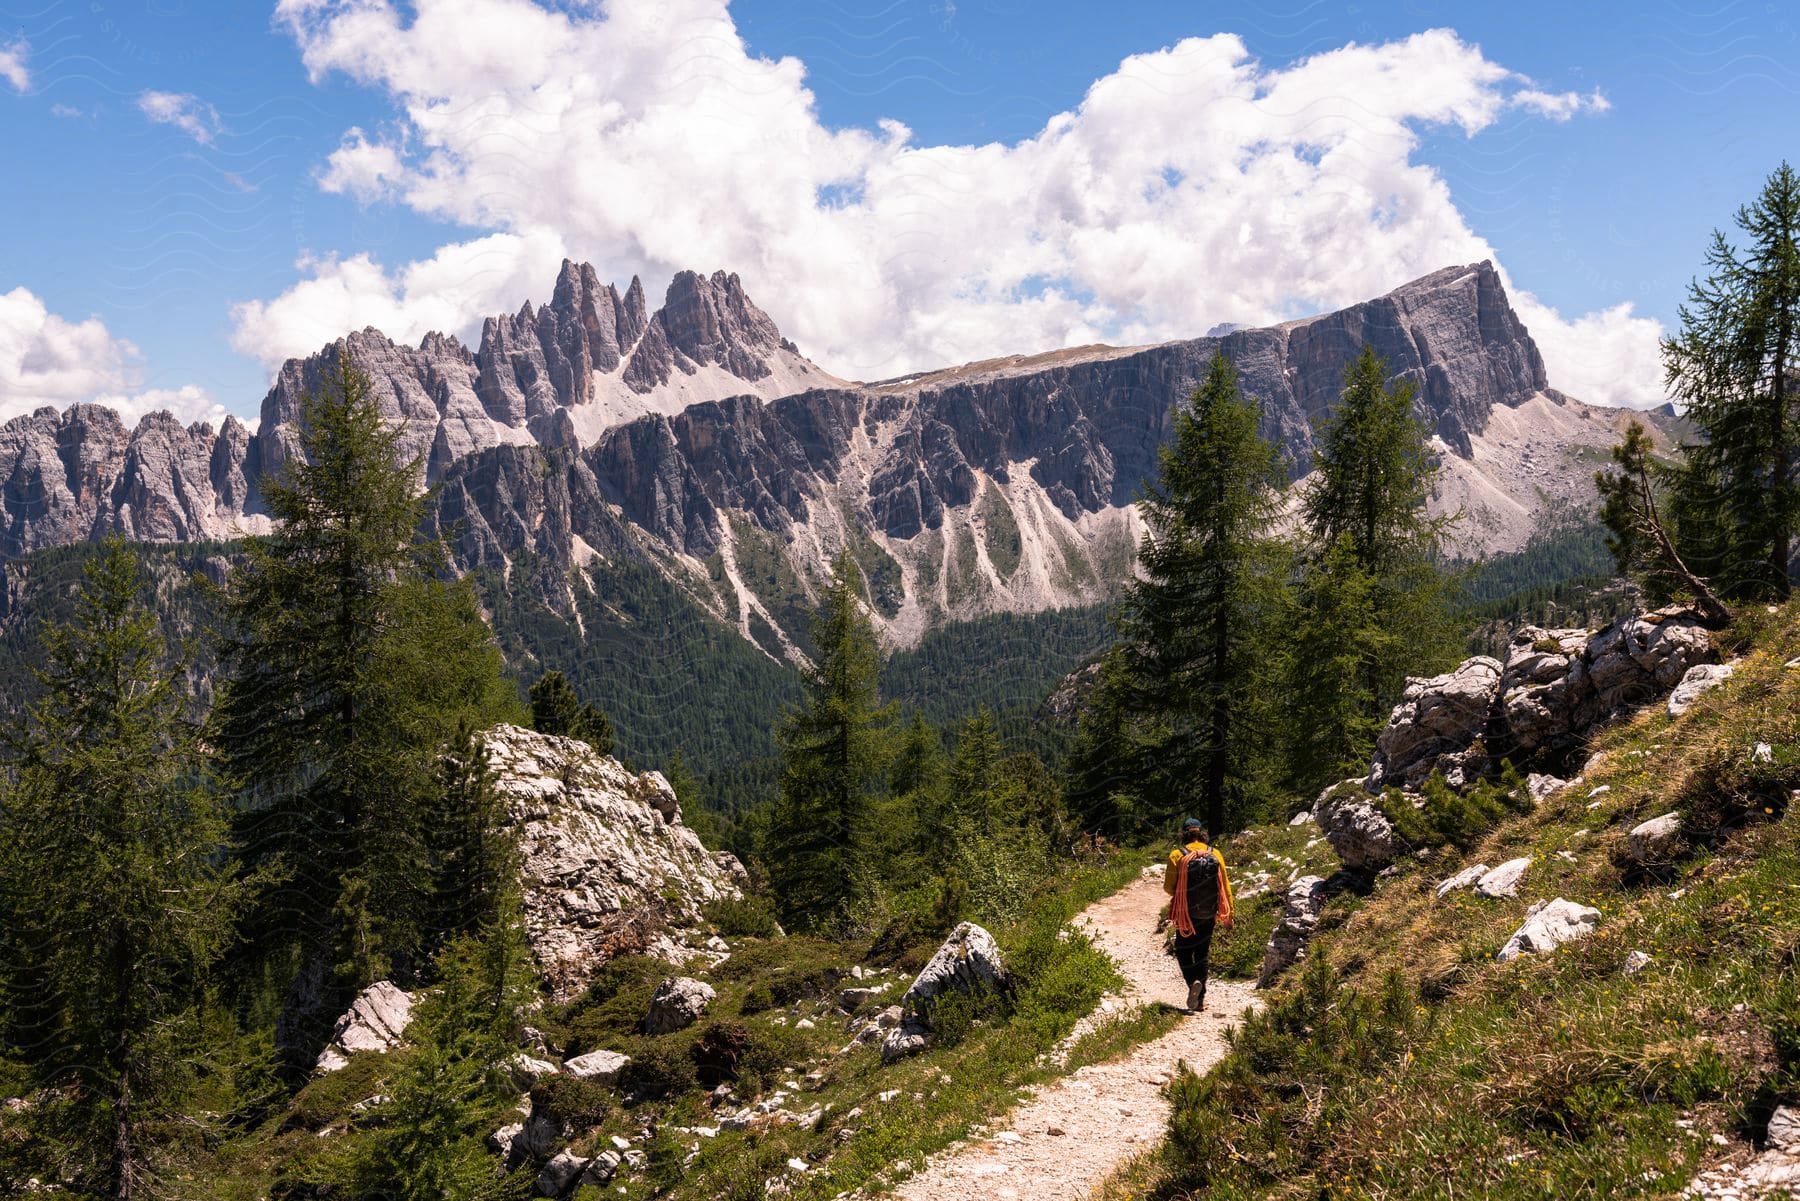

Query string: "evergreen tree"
[529, 668, 615, 756]
[1112, 351, 1290, 836]
[947, 706, 1004, 840]
[212, 353, 516, 1050]
[1597, 419, 1732, 625]
[1666, 162, 1800, 599]
[765, 551, 893, 931]
[0, 539, 247, 1200]
[1290, 346, 1459, 788]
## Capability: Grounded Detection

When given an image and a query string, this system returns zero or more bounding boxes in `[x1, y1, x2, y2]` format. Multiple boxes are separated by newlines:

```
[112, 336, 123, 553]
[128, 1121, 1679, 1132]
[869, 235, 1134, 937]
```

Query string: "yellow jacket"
[1164, 840, 1235, 925]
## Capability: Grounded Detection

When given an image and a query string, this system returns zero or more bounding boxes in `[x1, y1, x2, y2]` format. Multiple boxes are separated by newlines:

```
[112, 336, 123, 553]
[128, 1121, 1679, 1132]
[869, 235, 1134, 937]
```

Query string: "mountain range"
[0, 260, 1663, 663]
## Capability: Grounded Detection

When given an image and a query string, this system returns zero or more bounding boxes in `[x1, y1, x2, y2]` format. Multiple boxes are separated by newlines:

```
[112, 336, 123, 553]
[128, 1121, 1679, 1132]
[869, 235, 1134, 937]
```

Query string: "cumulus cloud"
[0, 287, 225, 426]
[137, 89, 224, 145]
[0, 37, 28, 92]
[1510, 289, 1667, 408]
[243, 0, 1665, 405]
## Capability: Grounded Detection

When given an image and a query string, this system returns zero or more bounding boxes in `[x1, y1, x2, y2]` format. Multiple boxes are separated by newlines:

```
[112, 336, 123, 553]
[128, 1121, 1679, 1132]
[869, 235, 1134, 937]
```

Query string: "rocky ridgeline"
[1258, 605, 1730, 987]
[1368, 605, 1718, 796]
[483, 724, 747, 1002]
[5, 261, 1645, 656]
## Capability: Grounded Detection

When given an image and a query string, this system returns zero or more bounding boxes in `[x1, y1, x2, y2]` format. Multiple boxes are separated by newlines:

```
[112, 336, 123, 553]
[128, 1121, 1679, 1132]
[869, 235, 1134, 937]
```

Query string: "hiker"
[1163, 817, 1234, 1012]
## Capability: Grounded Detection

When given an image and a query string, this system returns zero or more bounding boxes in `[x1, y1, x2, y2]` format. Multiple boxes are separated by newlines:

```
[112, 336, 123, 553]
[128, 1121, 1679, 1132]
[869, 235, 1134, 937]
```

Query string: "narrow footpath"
[892, 867, 1258, 1200]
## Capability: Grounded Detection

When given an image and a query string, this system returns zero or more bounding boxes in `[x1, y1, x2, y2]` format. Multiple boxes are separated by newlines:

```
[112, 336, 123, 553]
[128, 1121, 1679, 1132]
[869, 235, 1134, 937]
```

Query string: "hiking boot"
[1186, 981, 1205, 1012]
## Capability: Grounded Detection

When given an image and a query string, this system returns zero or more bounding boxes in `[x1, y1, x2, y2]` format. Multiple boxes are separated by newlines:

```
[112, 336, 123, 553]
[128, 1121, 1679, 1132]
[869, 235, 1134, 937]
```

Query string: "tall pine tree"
[212, 352, 516, 1055]
[1112, 351, 1289, 836]
[1291, 346, 1459, 789]
[0, 539, 248, 1200]
[765, 551, 893, 931]
[1665, 162, 1800, 600]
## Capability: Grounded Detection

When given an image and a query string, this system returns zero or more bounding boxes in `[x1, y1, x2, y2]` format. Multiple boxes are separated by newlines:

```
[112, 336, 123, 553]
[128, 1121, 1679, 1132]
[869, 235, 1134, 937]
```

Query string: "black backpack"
[1179, 847, 1222, 929]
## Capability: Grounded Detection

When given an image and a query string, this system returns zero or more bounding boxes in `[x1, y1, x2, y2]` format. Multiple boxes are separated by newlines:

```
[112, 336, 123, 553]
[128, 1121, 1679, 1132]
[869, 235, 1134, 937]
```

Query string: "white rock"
[1289, 809, 1313, 826]
[1526, 774, 1568, 803]
[565, 1049, 631, 1084]
[1754, 742, 1774, 763]
[535, 1149, 588, 1197]
[1769, 1106, 1800, 1152]
[487, 1122, 524, 1158]
[1623, 950, 1652, 976]
[315, 981, 414, 1073]
[786, 1157, 809, 1172]
[1628, 812, 1684, 864]
[1436, 863, 1490, 899]
[644, 977, 715, 1034]
[1668, 663, 1734, 717]
[1497, 898, 1600, 962]
[482, 724, 747, 1003]
[1475, 857, 1533, 899]
[504, 1052, 560, 1090]
[579, 1151, 622, 1185]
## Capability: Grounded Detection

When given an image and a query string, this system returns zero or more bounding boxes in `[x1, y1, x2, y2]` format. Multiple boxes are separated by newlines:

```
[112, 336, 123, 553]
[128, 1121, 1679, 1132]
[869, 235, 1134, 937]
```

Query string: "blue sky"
[1, 0, 1795, 425]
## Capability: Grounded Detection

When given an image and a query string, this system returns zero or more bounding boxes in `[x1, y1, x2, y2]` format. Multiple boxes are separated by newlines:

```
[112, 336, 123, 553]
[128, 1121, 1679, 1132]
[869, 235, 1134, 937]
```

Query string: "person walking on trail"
[1163, 817, 1234, 1013]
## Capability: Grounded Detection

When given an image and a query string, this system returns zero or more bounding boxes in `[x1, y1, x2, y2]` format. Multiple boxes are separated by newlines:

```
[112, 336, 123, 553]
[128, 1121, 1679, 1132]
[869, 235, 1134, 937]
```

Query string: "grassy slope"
[1113, 602, 1800, 1200]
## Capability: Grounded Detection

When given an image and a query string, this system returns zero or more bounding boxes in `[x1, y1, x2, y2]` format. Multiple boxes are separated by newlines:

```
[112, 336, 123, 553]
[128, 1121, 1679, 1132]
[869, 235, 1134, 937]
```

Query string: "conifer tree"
[1665, 162, 1800, 599]
[0, 539, 247, 1200]
[530, 668, 615, 756]
[765, 551, 892, 931]
[1290, 346, 1458, 788]
[212, 353, 516, 1050]
[1114, 351, 1289, 836]
[1596, 418, 1732, 625]
[948, 705, 1004, 839]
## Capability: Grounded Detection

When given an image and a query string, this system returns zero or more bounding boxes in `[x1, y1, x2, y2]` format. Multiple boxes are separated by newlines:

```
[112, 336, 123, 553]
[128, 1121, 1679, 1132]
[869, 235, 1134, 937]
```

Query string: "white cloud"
[1510, 288, 1667, 408]
[0, 287, 225, 426]
[243, 2, 1664, 405]
[0, 37, 28, 92]
[1512, 87, 1610, 120]
[137, 89, 224, 145]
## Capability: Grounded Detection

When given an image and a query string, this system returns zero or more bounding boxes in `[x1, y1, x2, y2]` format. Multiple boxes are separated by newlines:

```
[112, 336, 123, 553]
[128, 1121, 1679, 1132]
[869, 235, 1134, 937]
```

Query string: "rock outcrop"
[315, 981, 415, 1073]
[483, 724, 746, 1002]
[1369, 608, 1717, 790]
[1258, 875, 1330, 986]
[1313, 782, 1401, 870]
[882, 922, 1007, 1062]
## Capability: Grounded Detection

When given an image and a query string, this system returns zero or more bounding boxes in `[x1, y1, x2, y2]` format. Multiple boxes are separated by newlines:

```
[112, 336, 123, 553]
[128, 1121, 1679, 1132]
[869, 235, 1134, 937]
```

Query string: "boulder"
[504, 1053, 561, 1090]
[1667, 663, 1734, 717]
[1313, 783, 1400, 869]
[1526, 773, 1568, 803]
[1435, 863, 1490, 899]
[644, 977, 715, 1034]
[1496, 898, 1600, 962]
[482, 725, 746, 1002]
[1627, 812, 1684, 865]
[1475, 857, 1533, 899]
[900, 922, 1008, 1020]
[1369, 658, 1501, 789]
[564, 1049, 631, 1084]
[1257, 876, 1329, 986]
[535, 1149, 589, 1197]
[487, 1121, 525, 1159]
[880, 1019, 931, 1064]
[580, 1151, 623, 1185]
[839, 984, 890, 1010]
[315, 981, 414, 1073]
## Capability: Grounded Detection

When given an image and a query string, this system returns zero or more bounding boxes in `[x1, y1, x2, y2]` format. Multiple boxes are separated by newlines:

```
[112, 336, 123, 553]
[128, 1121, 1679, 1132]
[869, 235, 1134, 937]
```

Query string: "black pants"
[1173, 920, 1216, 996]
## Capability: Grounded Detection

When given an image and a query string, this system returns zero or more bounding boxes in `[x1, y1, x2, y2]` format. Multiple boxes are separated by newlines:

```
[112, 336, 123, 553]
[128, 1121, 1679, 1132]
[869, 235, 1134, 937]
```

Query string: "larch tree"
[1291, 346, 1459, 788]
[1665, 162, 1800, 600]
[1114, 350, 1290, 837]
[212, 352, 516, 1059]
[765, 551, 893, 931]
[0, 539, 248, 1200]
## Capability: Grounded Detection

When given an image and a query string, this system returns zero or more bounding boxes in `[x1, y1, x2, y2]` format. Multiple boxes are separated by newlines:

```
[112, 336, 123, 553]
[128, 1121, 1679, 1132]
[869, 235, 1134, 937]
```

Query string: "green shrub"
[529, 1073, 610, 1130]
[704, 895, 782, 939]
[691, 1022, 751, 1087]
[735, 1023, 803, 1096]
[556, 956, 665, 1054]
[624, 1036, 699, 1097]
[1377, 765, 1531, 854]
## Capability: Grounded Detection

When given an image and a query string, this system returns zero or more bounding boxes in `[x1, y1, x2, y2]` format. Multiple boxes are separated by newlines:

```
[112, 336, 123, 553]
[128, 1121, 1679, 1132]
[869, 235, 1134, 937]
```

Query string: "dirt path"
[891, 867, 1258, 1200]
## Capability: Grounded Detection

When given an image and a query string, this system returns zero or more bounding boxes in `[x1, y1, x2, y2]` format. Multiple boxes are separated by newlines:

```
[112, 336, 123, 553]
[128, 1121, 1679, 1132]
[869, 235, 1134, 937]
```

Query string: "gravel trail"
[891, 867, 1258, 1200]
